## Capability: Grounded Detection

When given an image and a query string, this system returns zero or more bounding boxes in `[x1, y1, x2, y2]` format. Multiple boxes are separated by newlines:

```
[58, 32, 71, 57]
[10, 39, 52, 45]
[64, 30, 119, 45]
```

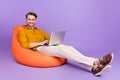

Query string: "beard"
[27, 23, 35, 27]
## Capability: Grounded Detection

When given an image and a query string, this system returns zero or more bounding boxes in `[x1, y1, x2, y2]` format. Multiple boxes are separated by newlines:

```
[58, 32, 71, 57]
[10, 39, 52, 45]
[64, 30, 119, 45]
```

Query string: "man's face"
[26, 15, 36, 27]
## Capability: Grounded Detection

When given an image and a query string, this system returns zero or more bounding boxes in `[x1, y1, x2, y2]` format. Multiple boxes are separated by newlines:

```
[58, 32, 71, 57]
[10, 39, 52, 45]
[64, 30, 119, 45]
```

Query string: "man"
[18, 12, 114, 76]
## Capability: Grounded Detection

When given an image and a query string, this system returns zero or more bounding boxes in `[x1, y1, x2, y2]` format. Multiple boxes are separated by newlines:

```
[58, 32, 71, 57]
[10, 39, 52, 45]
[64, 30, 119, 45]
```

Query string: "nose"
[29, 20, 34, 23]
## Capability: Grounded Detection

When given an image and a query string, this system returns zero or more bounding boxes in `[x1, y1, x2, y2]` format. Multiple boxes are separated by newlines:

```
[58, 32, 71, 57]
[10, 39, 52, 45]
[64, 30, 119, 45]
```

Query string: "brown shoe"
[92, 64, 111, 76]
[99, 53, 114, 65]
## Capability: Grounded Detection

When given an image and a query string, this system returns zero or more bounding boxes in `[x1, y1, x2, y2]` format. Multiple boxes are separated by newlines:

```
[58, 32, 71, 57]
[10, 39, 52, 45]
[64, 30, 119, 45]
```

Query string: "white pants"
[36, 44, 95, 71]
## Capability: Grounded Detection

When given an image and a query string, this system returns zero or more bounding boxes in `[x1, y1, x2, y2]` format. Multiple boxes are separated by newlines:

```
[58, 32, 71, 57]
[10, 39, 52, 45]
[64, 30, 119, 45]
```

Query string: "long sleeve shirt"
[18, 27, 50, 50]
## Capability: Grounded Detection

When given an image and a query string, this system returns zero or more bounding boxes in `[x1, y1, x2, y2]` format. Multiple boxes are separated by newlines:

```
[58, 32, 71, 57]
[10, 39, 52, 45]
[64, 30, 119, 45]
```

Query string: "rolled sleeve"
[18, 30, 30, 48]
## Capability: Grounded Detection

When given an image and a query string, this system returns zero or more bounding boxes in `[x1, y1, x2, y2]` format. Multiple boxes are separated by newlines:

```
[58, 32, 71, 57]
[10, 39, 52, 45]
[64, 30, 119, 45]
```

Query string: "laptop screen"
[49, 31, 66, 46]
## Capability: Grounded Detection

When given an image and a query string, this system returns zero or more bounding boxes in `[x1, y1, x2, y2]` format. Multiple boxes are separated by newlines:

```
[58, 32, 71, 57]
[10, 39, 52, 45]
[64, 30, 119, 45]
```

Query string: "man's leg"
[36, 44, 113, 76]
[37, 44, 95, 71]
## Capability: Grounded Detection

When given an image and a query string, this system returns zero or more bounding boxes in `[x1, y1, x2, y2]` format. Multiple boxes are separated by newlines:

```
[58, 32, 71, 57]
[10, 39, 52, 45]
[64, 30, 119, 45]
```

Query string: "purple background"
[0, 0, 119, 80]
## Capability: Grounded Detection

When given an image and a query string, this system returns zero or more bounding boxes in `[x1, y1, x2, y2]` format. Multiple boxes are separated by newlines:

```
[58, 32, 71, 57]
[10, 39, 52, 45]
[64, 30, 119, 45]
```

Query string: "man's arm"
[18, 29, 50, 48]
[18, 30, 49, 48]
[30, 40, 49, 48]
[18, 30, 31, 48]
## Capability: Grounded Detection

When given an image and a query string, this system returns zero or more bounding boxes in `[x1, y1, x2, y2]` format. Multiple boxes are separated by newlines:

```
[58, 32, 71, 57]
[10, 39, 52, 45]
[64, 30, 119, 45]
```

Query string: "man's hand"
[30, 40, 49, 48]
[42, 40, 49, 45]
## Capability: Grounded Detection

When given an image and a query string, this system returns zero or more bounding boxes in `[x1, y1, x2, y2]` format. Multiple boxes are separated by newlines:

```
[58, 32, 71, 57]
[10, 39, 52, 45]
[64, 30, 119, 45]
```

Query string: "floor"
[0, 44, 119, 80]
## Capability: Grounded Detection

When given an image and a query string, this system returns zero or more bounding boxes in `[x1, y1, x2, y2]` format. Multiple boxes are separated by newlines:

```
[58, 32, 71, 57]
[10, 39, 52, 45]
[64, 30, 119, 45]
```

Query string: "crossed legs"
[36, 44, 113, 76]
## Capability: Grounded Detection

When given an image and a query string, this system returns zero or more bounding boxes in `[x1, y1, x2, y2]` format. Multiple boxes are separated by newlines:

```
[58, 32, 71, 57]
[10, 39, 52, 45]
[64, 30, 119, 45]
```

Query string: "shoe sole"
[109, 53, 114, 64]
[95, 65, 111, 76]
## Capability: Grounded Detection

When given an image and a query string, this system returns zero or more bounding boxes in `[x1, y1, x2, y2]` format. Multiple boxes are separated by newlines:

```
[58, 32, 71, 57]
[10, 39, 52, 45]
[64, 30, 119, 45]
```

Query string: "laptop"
[48, 31, 66, 46]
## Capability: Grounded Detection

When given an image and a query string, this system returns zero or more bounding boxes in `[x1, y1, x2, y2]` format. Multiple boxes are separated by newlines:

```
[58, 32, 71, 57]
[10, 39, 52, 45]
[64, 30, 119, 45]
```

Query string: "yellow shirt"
[18, 27, 50, 50]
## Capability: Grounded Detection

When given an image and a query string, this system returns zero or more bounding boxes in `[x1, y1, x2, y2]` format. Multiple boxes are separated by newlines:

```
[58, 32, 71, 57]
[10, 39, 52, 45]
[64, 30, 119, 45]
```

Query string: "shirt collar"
[26, 25, 38, 30]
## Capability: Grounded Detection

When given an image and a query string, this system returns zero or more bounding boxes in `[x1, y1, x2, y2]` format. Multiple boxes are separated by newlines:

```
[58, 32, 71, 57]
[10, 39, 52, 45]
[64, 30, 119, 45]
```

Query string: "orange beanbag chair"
[12, 25, 66, 67]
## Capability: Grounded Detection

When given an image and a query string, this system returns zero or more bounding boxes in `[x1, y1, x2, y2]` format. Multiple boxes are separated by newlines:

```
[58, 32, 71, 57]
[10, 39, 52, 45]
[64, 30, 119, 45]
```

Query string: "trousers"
[36, 44, 95, 71]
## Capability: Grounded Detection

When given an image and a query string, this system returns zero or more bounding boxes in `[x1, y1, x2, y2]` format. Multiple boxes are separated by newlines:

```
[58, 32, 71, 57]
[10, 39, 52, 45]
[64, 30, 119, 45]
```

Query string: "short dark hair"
[25, 12, 37, 19]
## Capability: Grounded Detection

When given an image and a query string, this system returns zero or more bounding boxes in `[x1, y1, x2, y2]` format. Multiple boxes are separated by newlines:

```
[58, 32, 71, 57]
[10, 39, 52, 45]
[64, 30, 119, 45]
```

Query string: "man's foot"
[99, 53, 114, 65]
[92, 64, 111, 76]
